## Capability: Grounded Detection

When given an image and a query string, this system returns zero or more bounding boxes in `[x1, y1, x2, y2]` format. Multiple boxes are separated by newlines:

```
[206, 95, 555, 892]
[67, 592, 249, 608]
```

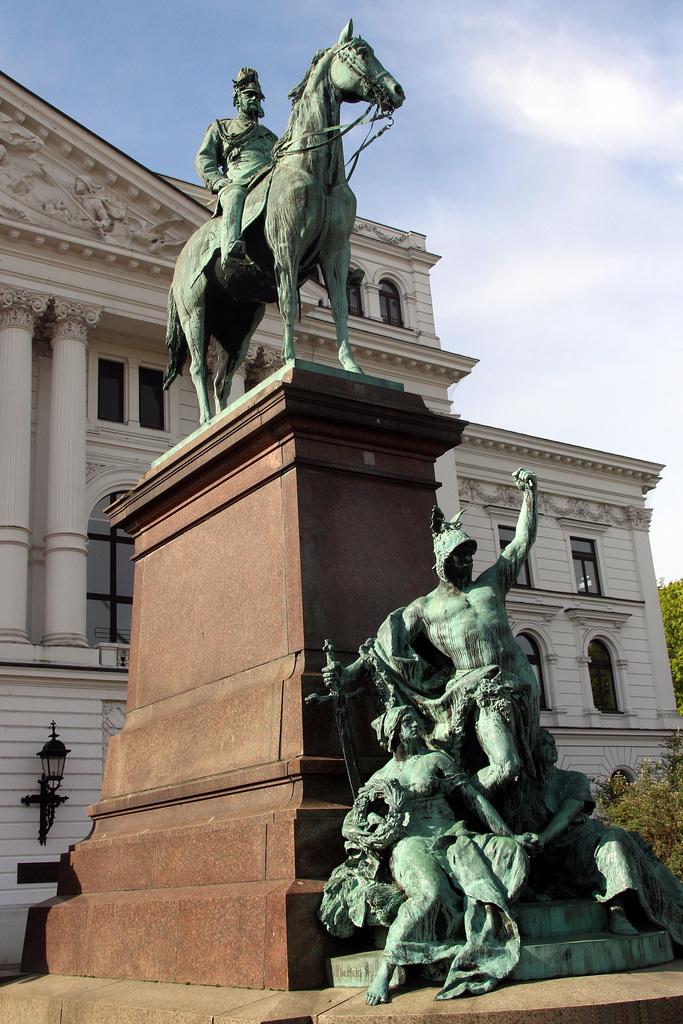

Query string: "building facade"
[0, 72, 678, 968]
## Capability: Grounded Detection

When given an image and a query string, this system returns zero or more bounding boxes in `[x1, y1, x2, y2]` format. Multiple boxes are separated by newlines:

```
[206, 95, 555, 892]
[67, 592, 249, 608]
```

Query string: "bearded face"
[236, 89, 264, 121]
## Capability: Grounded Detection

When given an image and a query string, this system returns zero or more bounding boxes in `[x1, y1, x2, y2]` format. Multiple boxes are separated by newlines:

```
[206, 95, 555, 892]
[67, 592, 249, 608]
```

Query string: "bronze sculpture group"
[319, 471, 683, 1002]
[163, 21, 404, 424]
[162, 26, 683, 1005]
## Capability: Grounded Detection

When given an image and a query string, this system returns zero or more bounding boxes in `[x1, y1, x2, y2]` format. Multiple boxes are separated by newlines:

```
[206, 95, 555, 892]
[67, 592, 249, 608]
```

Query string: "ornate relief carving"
[0, 123, 187, 253]
[86, 462, 108, 480]
[50, 300, 101, 343]
[458, 478, 652, 531]
[354, 219, 409, 246]
[244, 344, 283, 390]
[0, 286, 49, 330]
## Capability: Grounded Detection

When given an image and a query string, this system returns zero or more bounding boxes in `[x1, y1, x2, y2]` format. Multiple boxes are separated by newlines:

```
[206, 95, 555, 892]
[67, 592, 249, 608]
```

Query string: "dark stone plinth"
[22, 364, 465, 989]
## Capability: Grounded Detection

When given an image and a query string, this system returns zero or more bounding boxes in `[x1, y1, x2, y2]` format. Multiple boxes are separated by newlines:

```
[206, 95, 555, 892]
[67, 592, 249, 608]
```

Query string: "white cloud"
[462, 23, 683, 162]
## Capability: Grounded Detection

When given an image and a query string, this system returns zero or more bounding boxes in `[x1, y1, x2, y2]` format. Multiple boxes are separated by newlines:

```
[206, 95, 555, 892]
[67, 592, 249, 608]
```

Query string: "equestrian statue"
[163, 21, 404, 424]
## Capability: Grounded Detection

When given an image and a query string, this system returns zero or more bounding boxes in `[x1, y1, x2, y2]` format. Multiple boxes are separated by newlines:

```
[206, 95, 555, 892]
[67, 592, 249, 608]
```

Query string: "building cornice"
[460, 423, 663, 494]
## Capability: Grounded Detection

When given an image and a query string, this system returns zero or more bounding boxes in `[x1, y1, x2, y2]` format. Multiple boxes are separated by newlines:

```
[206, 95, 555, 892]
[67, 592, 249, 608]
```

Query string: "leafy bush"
[658, 578, 683, 713]
[595, 731, 683, 881]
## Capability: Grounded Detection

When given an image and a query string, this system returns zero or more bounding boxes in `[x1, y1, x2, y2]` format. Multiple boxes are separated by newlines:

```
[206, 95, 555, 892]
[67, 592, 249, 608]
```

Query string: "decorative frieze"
[458, 478, 652, 531]
[354, 219, 410, 246]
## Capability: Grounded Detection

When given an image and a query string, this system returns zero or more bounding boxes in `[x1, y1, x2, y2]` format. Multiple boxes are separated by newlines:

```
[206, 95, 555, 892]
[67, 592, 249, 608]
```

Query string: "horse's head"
[330, 20, 405, 114]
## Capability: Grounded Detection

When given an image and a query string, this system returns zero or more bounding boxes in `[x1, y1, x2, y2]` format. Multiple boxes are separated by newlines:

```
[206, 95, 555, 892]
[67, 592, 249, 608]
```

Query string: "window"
[98, 359, 124, 422]
[498, 525, 532, 587]
[379, 279, 403, 327]
[87, 493, 134, 646]
[139, 367, 165, 430]
[571, 537, 602, 595]
[517, 633, 547, 709]
[347, 282, 363, 317]
[588, 639, 619, 711]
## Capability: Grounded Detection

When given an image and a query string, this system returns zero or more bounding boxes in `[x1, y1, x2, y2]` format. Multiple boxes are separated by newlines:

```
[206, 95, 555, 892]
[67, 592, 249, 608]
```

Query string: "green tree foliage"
[658, 578, 683, 712]
[596, 731, 683, 881]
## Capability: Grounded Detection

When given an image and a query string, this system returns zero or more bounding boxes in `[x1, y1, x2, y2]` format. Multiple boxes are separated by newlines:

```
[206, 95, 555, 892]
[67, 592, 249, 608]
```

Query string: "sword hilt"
[323, 638, 335, 668]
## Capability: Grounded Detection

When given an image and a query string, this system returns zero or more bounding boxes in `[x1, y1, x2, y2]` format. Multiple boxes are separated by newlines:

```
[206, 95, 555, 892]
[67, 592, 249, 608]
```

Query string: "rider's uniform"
[195, 117, 277, 264]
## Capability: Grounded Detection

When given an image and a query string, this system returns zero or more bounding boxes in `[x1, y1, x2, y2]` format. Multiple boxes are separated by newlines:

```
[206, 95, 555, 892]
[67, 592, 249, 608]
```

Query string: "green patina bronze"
[319, 469, 683, 1002]
[163, 21, 404, 424]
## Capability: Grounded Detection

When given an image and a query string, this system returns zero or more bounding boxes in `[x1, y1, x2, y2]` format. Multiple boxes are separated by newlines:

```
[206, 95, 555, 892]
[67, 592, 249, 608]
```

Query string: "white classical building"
[0, 71, 679, 968]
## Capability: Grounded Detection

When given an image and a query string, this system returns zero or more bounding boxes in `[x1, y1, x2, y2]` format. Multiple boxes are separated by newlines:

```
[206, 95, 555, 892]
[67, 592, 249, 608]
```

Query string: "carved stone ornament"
[354, 219, 409, 246]
[50, 300, 102, 343]
[458, 478, 652, 531]
[0, 115, 187, 254]
[0, 286, 49, 330]
[244, 343, 283, 391]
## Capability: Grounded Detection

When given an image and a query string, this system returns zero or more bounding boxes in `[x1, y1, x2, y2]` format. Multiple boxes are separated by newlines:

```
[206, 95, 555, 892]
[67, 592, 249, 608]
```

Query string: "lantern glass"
[43, 751, 66, 781]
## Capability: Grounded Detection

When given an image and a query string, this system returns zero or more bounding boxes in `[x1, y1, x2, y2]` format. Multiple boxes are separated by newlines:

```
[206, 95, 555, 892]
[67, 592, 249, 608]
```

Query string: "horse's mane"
[273, 47, 331, 155]
[287, 47, 328, 105]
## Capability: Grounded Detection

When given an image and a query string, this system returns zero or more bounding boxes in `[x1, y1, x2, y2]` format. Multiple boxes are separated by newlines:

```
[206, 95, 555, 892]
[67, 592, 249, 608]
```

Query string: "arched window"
[86, 493, 134, 647]
[379, 279, 403, 327]
[588, 639, 619, 712]
[517, 633, 547, 709]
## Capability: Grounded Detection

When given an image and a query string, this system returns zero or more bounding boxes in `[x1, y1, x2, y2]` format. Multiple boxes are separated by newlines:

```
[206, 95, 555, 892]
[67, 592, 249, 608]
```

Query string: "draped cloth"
[358, 607, 539, 779]
[319, 771, 529, 999]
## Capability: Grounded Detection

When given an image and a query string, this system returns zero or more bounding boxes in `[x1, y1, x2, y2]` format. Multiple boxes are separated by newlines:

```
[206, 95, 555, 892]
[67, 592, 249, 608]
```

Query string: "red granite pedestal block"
[22, 362, 465, 989]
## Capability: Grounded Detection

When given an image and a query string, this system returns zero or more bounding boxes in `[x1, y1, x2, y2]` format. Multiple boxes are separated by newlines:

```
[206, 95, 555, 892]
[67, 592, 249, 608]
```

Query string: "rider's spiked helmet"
[431, 506, 477, 583]
[232, 68, 265, 105]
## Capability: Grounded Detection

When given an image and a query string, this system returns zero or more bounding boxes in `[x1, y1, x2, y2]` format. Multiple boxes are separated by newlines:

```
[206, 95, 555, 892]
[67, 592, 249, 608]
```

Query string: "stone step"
[512, 928, 674, 981]
[327, 950, 406, 989]
[515, 898, 608, 939]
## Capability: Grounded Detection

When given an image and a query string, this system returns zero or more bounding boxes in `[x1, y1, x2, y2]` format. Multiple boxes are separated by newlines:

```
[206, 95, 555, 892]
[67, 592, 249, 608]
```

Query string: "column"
[42, 300, 101, 647]
[0, 287, 48, 642]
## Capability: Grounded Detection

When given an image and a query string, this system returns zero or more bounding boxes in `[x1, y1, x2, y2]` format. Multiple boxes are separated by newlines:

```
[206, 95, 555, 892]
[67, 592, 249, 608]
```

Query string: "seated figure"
[518, 729, 683, 943]
[320, 705, 530, 1003]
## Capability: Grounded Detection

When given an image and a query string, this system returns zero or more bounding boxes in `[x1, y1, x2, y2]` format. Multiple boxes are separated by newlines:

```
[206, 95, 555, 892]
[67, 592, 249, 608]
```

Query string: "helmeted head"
[372, 704, 424, 753]
[232, 68, 265, 119]
[431, 506, 477, 585]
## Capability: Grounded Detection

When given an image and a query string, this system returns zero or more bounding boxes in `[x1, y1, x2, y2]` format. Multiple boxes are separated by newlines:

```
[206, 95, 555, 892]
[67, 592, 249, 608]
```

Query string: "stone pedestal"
[22, 363, 465, 989]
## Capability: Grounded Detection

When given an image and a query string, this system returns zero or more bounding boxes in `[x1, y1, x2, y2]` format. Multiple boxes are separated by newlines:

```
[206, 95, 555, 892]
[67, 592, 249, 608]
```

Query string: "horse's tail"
[163, 287, 188, 390]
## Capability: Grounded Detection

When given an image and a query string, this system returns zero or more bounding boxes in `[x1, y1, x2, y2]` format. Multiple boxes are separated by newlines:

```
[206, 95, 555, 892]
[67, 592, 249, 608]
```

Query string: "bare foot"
[366, 960, 392, 1005]
[609, 903, 639, 936]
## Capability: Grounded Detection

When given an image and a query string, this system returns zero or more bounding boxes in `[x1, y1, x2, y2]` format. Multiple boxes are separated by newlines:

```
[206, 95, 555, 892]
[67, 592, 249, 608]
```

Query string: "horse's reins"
[271, 40, 396, 179]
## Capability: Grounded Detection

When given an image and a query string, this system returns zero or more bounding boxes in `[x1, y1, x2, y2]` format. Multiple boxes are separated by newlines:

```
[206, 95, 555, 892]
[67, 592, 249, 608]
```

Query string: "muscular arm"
[323, 602, 424, 688]
[495, 468, 538, 594]
[458, 780, 515, 838]
[537, 797, 585, 847]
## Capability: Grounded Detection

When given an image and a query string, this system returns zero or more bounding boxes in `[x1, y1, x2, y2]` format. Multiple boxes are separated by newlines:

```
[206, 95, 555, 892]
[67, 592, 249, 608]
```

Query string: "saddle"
[190, 165, 274, 287]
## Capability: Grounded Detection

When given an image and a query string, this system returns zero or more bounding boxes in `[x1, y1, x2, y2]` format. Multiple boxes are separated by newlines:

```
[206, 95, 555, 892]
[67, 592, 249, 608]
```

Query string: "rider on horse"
[195, 68, 278, 273]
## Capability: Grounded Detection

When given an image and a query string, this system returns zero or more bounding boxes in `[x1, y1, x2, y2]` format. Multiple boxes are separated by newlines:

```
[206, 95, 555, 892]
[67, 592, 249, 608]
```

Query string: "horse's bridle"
[271, 38, 396, 173]
[335, 39, 396, 114]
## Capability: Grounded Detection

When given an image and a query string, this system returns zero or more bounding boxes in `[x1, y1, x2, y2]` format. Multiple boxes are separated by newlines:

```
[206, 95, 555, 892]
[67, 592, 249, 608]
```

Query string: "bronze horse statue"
[163, 21, 404, 424]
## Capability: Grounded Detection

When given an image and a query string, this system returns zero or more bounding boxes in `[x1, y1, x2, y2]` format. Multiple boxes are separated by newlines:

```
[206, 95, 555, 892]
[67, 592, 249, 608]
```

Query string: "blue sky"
[3, 0, 682, 579]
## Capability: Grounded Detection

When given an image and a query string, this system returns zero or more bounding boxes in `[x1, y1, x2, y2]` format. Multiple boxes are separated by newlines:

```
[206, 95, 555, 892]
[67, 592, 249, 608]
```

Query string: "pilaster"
[0, 287, 48, 642]
[42, 300, 101, 647]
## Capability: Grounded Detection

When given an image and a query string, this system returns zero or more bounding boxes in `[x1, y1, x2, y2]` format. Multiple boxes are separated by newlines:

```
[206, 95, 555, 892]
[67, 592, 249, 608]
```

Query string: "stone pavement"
[2, 962, 683, 1024]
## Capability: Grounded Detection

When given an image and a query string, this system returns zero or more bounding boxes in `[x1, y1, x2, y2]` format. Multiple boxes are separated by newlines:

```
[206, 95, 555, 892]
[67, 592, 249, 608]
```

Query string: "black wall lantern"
[21, 721, 70, 845]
